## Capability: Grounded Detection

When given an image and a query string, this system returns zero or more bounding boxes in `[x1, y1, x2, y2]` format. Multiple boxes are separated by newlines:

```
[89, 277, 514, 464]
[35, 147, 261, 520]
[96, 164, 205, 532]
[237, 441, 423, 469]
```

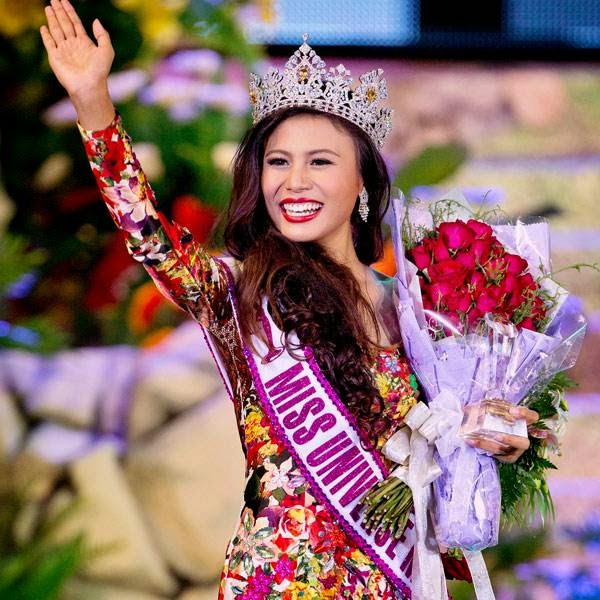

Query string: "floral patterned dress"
[78, 114, 465, 599]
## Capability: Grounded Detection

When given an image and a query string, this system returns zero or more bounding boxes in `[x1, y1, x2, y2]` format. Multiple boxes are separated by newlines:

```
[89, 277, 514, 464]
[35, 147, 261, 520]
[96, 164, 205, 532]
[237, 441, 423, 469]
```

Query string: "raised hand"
[40, 0, 115, 129]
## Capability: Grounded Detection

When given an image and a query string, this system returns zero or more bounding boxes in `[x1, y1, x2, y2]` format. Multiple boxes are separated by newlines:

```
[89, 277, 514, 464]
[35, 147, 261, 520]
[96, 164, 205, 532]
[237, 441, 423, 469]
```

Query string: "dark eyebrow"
[264, 148, 340, 158]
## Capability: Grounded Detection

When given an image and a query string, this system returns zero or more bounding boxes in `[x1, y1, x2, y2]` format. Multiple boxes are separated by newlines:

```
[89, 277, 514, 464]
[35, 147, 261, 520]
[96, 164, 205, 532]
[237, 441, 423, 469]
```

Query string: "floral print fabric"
[78, 113, 450, 599]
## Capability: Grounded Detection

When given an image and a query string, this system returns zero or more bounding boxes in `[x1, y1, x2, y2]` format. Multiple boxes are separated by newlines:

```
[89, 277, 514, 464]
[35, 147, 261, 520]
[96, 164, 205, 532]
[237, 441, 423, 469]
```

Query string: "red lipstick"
[279, 197, 323, 223]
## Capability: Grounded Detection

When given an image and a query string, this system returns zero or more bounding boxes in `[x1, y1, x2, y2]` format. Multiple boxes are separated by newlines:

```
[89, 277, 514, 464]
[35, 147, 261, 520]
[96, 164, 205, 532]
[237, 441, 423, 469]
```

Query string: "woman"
[40, 1, 536, 597]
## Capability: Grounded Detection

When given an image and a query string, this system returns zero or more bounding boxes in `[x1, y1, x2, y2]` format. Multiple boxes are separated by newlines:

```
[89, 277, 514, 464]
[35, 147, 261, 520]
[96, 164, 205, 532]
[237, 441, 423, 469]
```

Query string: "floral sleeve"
[78, 112, 231, 327]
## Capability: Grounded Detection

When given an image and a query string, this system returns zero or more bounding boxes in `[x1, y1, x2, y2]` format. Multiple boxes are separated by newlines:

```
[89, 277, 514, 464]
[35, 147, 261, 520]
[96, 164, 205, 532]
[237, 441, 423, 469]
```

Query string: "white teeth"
[282, 202, 323, 215]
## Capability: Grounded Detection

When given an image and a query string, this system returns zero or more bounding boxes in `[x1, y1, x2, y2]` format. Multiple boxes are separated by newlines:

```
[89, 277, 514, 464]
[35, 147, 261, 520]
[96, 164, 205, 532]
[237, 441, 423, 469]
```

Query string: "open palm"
[40, 0, 114, 97]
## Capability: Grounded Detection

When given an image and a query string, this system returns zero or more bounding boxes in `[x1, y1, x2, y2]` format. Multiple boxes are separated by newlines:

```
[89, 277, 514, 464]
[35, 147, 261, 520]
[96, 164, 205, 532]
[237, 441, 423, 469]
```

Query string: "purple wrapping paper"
[390, 193, 587, 551]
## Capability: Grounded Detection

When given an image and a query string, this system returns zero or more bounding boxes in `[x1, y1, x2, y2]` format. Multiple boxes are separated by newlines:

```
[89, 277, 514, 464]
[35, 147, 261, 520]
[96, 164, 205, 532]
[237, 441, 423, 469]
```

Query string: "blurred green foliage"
[393, 143, 468, 194]
[0, 461, 87, 600]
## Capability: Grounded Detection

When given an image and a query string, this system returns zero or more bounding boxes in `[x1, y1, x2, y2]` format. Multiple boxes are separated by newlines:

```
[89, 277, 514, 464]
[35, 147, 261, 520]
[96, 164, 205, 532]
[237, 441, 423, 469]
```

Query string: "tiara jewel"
[249, 34, 393, 150]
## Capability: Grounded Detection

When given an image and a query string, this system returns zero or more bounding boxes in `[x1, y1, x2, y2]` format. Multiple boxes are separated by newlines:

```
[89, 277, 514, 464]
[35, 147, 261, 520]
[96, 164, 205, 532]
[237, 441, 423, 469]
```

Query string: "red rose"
[505, 293, 524, 311]
[466, 306, 483, 328]
[468, 270, 487, 296]
[470, 238, 493, 264]
[454, 251, 476, 271]
[432, 238, 450, 262]
[518, 316, 536, 331]
[519, 272, 536, 291]
[442, 551, 473, 583]
[429, 281, 455, 305]
[530, 295, 547, 320]
[499, 273, 521, 296]
[446, 290, 472, 313]
[428, 259, 469, 287]
[466, 219, 493, 240]
[422, 294, 434, 310]
[490, 239, 506, 258]
[476, 286, 501, 313]
[505, 253, 529, 276]
[410, 242, 432, 271]
[438, 220, 475, 251]
[498, 273, 516, 302]
[483, 256, 508, 280]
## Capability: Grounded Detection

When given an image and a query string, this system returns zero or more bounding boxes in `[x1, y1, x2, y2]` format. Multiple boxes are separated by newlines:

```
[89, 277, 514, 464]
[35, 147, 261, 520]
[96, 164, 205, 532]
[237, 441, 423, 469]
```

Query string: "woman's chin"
[275, 221, 323, 243]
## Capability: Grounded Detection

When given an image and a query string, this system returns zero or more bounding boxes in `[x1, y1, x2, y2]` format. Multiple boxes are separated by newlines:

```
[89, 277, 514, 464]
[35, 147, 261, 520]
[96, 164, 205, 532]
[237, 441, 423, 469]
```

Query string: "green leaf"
[253, 526, 274, 540]
[0, 536, 86, 600]
[229, 552, 242, 571]
[392, 143, 468, 194]
[243, 511, 253, 532]
[499, 372, 574, 528]
[0, 234, 45, 294]
[242, 553, 254, 577]
[272, 487, 286, 502]
[255, 545, 276, 559]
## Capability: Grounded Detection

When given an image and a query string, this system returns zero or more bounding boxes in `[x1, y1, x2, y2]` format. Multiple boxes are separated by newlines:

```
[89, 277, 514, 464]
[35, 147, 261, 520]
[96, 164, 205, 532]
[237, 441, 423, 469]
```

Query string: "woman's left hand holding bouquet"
[40, 0, 116, 130]
[467, 404, 539, 463]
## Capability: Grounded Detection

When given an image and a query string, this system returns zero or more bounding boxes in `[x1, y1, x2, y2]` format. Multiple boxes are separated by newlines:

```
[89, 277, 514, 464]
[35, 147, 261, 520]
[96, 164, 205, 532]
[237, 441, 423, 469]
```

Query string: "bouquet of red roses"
[384, 192, 586, 556]
[410, 217, 547, 335]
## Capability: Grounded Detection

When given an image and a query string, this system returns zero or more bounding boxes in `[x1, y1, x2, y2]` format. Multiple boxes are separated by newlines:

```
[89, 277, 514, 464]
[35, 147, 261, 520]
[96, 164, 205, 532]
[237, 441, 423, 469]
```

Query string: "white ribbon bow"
[382, 398, 496, 600]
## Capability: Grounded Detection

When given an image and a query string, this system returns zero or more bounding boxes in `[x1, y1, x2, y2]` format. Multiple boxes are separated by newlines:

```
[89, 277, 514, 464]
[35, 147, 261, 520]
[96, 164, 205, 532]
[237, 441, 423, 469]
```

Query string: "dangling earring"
[358, 187, 369, 222]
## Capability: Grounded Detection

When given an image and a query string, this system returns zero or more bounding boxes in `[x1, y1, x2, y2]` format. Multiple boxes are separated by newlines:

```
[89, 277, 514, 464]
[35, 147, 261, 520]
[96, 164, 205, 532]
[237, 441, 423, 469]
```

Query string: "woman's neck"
[320, 229, 372, 288]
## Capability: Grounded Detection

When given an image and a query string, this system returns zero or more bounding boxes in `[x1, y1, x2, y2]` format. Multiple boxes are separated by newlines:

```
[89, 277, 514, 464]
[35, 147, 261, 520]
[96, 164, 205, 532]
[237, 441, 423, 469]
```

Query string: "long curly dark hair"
[224, 106, 392, 448]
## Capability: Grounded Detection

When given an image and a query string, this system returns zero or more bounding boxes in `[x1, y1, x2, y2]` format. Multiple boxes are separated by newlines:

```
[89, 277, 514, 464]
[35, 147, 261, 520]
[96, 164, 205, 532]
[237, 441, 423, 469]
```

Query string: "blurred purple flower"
[410, 185, 505, 205]
[4, 272, 37, 299]
[140, 75, 248, 120]
[43, 97, 77, 126]
[108, 68, 148, 101]
[160, 48, 222, 78]
[0, 320, 40, 346]
[515, 557, 579, 581]
[27, 424, 124, 465]
[139, 75, 206, 121]
[197, 82, 249, 115]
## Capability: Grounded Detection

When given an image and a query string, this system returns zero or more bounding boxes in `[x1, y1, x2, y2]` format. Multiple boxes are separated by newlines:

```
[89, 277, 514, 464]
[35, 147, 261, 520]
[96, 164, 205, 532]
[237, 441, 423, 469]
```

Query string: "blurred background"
[1, 1, 599, 598]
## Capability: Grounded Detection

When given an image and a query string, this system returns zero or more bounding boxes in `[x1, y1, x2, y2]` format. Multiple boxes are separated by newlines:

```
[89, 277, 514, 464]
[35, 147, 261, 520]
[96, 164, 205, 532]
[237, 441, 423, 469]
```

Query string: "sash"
[241, 297, 415, 597]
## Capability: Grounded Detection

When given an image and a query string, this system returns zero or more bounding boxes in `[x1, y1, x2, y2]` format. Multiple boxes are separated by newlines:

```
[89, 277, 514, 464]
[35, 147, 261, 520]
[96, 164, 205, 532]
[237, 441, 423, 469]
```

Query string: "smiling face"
[261, 113, 363, 255]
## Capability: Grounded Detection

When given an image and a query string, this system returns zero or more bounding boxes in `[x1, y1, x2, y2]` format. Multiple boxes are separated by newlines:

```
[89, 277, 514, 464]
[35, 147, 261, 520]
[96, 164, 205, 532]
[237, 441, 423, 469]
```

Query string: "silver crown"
[249, 34, 393, 150]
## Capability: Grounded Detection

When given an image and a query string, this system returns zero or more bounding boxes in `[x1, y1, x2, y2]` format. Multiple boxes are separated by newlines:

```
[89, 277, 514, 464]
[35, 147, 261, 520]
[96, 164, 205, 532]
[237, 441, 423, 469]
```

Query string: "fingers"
[495, 449, 522, 464]
[44, 4, 64, 43]
[40, 25, 57, 51]
[61, 0, 87, 38]
[92, 18, 112, 50]
[466, 437, 511, 456]
[509, 405, 539, 425]
[50, 0, 76, 38]
[466, 432, 531, 463]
